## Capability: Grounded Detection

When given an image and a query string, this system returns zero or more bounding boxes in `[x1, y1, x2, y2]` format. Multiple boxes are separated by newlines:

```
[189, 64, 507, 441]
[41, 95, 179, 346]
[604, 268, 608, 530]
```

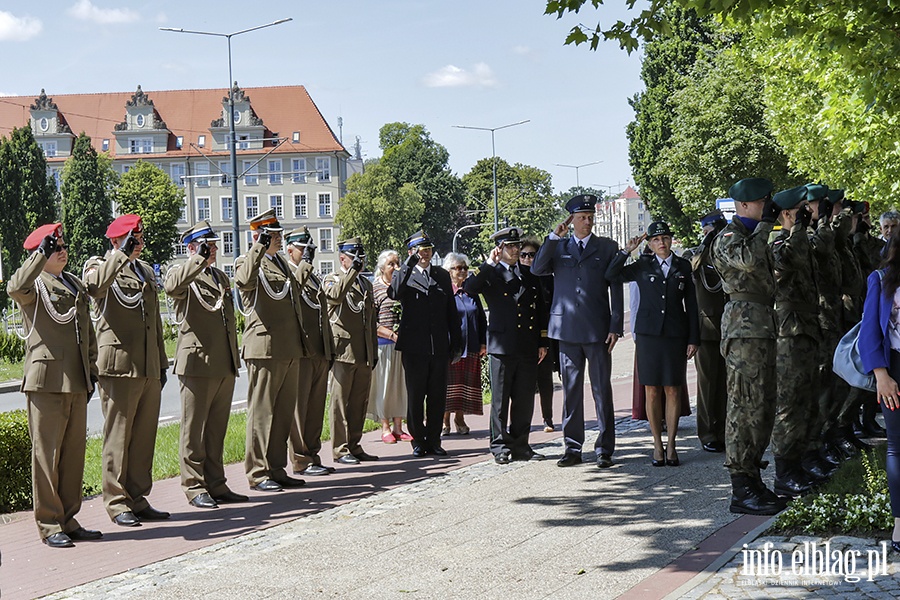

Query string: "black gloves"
[198, 242, 211, 260]
[857, 219, 871, 235]
[160, 368, 168, 389]
[818, 199, 833, 224]
[38, 235, 57, 258]
[405, 252, 419, 268]
[301, 242, 317, 264]
[761, 197, 780, 223]
[88, 374, 98, 401]
[257, 232, 272, 250]
[120, 232, 138, 256]
[796, 205, 813, 229]
[351, 256, 364, 272]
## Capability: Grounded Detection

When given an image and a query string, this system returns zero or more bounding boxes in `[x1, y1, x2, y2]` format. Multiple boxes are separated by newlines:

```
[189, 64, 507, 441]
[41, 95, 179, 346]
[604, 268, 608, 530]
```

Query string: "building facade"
[594, 185, 648, 246]
[0, 85, 349, 276]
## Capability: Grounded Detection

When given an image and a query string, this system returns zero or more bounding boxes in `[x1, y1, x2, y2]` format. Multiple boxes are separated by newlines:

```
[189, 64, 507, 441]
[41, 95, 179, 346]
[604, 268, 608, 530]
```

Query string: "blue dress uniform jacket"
[531, 235, 624, 341]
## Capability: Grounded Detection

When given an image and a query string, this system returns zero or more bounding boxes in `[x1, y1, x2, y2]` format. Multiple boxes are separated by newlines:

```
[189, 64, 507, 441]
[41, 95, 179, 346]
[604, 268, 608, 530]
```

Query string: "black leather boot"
[841, 425, 874, 451]
[774, 457, 814, 497]
[730, 474, 784, 515]
[801, 450, 834, 483]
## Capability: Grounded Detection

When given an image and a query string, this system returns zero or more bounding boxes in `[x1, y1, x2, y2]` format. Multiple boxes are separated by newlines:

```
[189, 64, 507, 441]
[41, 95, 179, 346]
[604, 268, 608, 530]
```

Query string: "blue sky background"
[1, 0, 643, 195]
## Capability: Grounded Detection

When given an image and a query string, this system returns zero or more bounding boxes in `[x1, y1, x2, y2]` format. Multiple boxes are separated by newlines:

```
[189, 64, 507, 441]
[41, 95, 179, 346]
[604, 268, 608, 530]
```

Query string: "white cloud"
[154, 12, 168, 24]
[0, 11, 42, 41]
[422, 62, 497, 88]
[67, 0, 139, 25]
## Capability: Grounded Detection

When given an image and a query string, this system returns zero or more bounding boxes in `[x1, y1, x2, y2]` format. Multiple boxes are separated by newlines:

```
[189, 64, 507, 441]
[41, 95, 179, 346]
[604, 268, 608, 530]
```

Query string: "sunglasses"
[451, 265, 469, 271]
[519, 252, 535, 258]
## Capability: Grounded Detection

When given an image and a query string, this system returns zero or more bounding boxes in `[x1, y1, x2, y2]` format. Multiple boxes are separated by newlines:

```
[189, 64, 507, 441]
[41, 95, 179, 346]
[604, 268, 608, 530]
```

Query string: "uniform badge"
[723, 232, 734, 237]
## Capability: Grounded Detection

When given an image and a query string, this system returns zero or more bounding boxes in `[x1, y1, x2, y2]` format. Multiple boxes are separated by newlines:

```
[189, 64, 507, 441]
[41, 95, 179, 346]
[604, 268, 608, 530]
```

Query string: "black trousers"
[490, 354, 538, 458]
[402, 352, 449, 451]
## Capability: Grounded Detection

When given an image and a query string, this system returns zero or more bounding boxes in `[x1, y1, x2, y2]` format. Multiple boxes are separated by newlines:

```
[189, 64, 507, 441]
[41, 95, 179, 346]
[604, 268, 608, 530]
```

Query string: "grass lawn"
[0, 361, 23, 382]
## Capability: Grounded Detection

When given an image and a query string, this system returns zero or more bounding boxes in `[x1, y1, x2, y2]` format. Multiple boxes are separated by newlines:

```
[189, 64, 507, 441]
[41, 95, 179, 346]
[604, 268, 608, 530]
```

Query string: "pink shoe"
[381, 432, 397, 444]
[396, 431, 414, 442]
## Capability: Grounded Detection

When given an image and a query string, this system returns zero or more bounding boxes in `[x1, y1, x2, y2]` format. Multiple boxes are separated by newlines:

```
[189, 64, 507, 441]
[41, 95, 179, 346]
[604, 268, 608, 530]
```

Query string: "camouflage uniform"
[711, 217, 777, 478]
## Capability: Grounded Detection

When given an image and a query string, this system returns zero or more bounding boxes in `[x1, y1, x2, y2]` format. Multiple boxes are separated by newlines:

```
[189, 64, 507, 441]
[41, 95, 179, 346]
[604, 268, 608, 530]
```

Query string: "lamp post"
[161, 18, 292, 262]
[555, 160, 602, 189]
[453, 120, 529, 231]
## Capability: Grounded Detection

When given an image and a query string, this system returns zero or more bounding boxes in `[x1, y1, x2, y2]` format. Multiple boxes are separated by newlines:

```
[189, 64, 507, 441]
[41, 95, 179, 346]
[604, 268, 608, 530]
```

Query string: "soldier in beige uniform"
[323, 238, 379, 465]
[84, 214, 169, 527]
[8, 223, 102, 547]
[234, 209, 308, 491]
[284, 227, 336, 476]
[164, 221, 248, 508]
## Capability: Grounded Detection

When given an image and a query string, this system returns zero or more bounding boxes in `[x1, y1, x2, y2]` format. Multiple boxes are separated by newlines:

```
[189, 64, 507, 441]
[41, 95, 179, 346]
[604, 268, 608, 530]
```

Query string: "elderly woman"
[368, 249, 412, 443]
[442, 252, 486, 435]
[607, 222, 699, 467]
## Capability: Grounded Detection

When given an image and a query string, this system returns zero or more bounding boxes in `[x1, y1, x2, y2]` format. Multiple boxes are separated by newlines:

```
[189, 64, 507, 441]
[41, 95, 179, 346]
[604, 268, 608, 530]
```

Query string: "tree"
[462, 158, 562, 256]
[377, 123, 467, 252]
[115, 161, 184, 266]
[61, 134, 118, 271]
[334, 161, 425, 258]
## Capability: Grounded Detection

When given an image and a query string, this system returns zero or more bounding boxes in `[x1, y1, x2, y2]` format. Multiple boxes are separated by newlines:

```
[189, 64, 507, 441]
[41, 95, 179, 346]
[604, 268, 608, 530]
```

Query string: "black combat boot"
[730, 474, 784, 515]
[801, 450, 834, 483]
[861, 400, 887, 438]
[841, 425, 874, 451]
[825, 427, 859, 460]
[774, 457, 814, 497]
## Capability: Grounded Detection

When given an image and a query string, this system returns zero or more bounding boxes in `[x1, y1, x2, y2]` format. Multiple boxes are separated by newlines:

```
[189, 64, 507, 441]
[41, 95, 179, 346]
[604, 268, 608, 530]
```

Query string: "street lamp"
[161, 18, 292, 262]
[555, 160, 603, 189]
[453, 120, 529, 231]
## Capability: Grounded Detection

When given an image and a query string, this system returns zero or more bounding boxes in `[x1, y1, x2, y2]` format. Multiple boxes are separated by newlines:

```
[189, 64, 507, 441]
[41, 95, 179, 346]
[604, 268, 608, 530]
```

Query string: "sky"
[0, 0, 644, 196]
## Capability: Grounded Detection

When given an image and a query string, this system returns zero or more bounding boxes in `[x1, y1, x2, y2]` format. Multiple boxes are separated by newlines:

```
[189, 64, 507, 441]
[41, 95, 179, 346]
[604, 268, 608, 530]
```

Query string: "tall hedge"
[0, 409, 31, 513]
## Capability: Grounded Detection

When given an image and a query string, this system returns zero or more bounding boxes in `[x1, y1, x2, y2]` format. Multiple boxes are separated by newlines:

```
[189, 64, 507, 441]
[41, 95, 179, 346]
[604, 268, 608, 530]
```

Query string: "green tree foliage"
[462, 158, 562, 256]
[377, 123, 467, 252]
[115, 161, 184, 266]
[61, 134, 118, 271]
[335, 160, 425, 258]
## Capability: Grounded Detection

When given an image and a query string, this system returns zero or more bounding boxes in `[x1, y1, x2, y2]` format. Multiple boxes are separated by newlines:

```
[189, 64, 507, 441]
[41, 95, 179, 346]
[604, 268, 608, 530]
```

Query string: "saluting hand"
[489, 245, 502, 263]
[624, 233, 647, 254]
[553, 215, 574, 237]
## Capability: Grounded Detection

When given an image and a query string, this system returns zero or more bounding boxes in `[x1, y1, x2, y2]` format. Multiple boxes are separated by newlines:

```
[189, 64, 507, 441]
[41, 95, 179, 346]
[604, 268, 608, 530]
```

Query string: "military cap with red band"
[105, 214, 143, 239]
[24, 223, 63, 251]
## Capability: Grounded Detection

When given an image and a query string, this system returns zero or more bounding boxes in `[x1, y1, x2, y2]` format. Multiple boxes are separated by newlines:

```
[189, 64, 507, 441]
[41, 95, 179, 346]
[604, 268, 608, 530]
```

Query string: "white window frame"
[243, 160, 258, 185]
[268, 159, 282, 185]
[170, 163, 185, 187]
[318, 192, 332, 218]
[292, 158, 307, 183]
[129, 138, 152, 154]
[316, 157, 331, 182]
[245, 195, 259, 220]
[178, 201, 187, 223]
[102, 139, 110, 152]
[318, 260, 334, 276]
[222, 231, 234, 255]
[194, 162, 210, 187]
[219, 161, 231, 186]
[293, 193, 308, 219]
[245, 231, 255, 251]
[196, 197, 211, 221]
[223, 264, 234, 278]
[40, 140, 57, 157]
[221, 197, 232, 222]
[269, 195, 283, 219]
[238, 135, 250, 150]
[174, 242, 187, 256]
[319, 227, 333, 252]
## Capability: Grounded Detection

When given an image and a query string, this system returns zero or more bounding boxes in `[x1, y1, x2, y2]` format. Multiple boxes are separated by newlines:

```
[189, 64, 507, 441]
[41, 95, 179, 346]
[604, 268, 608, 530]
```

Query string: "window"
[245, 231, 255, 251]
[292, 158, 307, 183]
[316, 157, 331, 182]
[268, 159, 282, 185]
[638, 213, 644, 221]
[170, 163, 185, 187]
[245, 195, 259, 219]
[219, 161, 231, 186]
[318, 193, 332, 218]
[102, 139, 110, 152]
[136, 114, 145, 128]
[319, 227, 333, 252]
[237, 135, 250, 150]
[196, 197, 211, 221]
[49, 167, 62, 190]
[122, 164, 132, 174]
[129, 138, 152, 154]
[269, 195, 283, 219]
[638, 202, 644, 210]
[319, 260, 334, 275]
[194, 162, 209, 187]
[174, 242, 187, 256]
[292, 132, 300, 143]
[221, 197, 232, 222]
[179, 201, 187, 223]
[293, 193, 308, 218]
[233, 110, 242, 125]
[222, 231, 234, 255]
[39, 117, 49, 132]
[198, 135, 206, 147]
[224, 264, 234, 278]
[39, 141, 57, 157]
[175, 136, 183, 149]
[243, 160, 258, 185]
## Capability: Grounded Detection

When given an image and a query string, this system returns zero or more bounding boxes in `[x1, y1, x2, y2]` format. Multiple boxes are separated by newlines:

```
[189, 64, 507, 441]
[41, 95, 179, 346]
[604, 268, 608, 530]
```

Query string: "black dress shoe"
[354, 451, 380, 461]
[251, 479, 283, 492]
[212, 490, 250, 503]
[557, 453, 582, 467]
[528, 452, 546, 461]
[892, 540, 900, 553]
[300, 464, 331, 476]
[651, 453, 665, 467]
[135, 505, 170, 520]
[702, 441, 725, 453]
[666, 456, 680, 467]
[43, 532, 75, 548]
[597, 454, 614, 468]
[430, 446, 447, 456]
[113, 511, 141, 527]
[337, 454, 361, 465]
[189, 492, 218, 509]
[412, 447, 428, 458]
[276, 475, 306, 488]
[68, 527, 103, 541]
[495, 453, 511, 465]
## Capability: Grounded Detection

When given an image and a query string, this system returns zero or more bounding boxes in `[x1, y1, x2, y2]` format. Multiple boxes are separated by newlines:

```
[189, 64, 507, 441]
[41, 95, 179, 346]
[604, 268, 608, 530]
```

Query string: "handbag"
[832, 270, 883, 392]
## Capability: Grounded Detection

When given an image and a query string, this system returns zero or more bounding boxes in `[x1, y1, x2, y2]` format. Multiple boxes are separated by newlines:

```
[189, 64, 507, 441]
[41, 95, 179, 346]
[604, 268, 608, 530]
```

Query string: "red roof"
[619, 185, 640, 200]
[0, 85, 345, 162]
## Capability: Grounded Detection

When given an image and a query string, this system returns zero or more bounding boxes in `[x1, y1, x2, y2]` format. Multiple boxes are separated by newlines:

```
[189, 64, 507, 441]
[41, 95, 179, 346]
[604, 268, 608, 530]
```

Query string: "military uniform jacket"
[853, 231, 884, 279]
[531, 234, 624, 343]
[771, 223, 820, 339]
[84, 251, 166, 378]
[322, 266, 377, 367]
[463, 261, 549, 356]
[387, 261, 462, 358]
[711, 218, 777, 340]
[808, 219, 843, 332]
[836, 218, 864, 326]
[607, 252, 700, 344]
[234, 244, 307, 361]
[683, 234, 726, 341]
[164, 254, 240, 377]
[8, 253, 98, 393]
[290, 260, 334, 361]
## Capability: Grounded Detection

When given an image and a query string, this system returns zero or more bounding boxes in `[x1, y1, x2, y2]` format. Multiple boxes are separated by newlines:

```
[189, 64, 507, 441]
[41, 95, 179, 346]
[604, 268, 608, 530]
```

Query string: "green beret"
[729, 178, 773, 203]
[772, 186, 808, 210]
[826, 188, 845, 202]
[805, 183, 829, 202]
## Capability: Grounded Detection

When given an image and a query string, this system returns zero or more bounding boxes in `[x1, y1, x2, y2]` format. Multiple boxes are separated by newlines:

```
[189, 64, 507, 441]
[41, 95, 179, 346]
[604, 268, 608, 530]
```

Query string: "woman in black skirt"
[607, 221, 700, 466]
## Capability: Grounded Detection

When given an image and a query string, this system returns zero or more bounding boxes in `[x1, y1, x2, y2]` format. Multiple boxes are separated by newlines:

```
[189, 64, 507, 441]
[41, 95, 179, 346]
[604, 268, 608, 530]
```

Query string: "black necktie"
[130, 262, 144, 282]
